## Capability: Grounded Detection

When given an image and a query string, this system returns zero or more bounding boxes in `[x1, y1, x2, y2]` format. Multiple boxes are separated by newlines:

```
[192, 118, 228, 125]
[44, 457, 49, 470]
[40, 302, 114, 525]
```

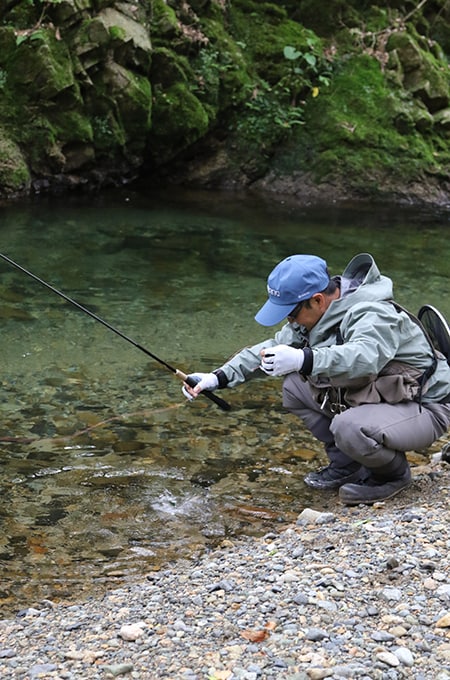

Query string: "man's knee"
[329, 407, 388, 465]
[282, 373, 309, 410]
[330, 412, 392, 467]
[330, 410, 362, 457]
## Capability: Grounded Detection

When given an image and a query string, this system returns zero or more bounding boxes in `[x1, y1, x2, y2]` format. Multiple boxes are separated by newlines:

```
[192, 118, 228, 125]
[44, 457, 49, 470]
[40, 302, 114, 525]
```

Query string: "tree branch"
[404, 0, 430, 24]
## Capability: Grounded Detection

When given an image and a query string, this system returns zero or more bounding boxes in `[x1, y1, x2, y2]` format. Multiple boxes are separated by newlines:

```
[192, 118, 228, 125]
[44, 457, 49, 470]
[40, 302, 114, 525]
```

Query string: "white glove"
[260, 345, 304, 376]
[182, 372, 219, 400]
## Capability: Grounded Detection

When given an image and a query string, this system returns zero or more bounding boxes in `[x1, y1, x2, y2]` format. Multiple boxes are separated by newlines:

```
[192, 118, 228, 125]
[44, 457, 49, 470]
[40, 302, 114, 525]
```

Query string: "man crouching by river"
[183, 253, 450, 505]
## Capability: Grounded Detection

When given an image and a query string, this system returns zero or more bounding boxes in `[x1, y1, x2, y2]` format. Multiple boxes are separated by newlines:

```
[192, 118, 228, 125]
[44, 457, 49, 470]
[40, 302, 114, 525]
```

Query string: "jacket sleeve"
[308, 302, 416, 379]
[216, 324, 303, 387]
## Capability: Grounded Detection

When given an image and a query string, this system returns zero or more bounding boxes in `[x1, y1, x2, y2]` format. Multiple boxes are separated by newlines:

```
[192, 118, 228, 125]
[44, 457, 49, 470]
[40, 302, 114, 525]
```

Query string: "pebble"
[119, 623, 146, 641]
[103, 663, 135, 677]
[1, 469, 450, 679]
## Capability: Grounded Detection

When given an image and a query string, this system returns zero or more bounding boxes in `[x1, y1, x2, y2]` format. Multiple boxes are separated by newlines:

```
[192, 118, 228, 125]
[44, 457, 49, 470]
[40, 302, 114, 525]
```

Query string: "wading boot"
[339, 453, 411, 505]
[304, 462, 365, 490]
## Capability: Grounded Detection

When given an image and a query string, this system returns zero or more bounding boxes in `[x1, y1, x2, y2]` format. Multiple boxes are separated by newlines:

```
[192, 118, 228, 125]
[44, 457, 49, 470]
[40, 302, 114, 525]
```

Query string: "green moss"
[150, 0, 180, 40]
[150, 82, 210, 163]
[0, 131, 30, 193]
[150, 48, 193, 88]
[110, 67, 152, 152]
[1, 0, 450, 198]
[196, 17, 252, 108]
[224, 0, 333, 161]
[229, 1, 322, 84]
[238, 1, 288, 20]
[109, 25, 127, 42]
[48, 109, 93, 145]
[6, 28, 78, 101]
[281, 54, 443, 187]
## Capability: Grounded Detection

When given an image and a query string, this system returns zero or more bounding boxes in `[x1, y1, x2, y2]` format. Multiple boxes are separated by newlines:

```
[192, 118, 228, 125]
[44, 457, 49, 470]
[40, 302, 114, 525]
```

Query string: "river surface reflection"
[0, 188, 449, 616]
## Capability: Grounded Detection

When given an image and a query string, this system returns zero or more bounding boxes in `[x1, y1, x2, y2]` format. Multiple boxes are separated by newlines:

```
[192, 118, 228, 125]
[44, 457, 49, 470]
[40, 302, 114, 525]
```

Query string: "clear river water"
[0, 187, 449, 617]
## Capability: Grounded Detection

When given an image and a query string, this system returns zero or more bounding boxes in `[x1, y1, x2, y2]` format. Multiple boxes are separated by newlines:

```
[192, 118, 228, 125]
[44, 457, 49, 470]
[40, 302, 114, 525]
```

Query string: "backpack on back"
[418, 305, 450, 366]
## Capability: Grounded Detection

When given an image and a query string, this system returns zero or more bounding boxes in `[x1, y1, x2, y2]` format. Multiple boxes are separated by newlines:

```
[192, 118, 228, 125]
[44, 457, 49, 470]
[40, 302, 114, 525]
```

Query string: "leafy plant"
[280, 37, 333, 106]
[236, 78, 304, 149]
[234, 33, 336, 152]
[192, 47, 235, 93]
[16, 28, 46, 45]
[92, 115, 114, 146]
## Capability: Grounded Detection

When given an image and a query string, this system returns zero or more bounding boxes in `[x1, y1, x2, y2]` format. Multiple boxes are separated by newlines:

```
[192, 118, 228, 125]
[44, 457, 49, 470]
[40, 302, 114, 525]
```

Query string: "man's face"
[288, 294, 333, 331]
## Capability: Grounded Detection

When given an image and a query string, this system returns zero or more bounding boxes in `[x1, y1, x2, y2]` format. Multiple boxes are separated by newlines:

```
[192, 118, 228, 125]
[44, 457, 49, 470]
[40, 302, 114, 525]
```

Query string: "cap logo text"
[267, 285, 281, 297]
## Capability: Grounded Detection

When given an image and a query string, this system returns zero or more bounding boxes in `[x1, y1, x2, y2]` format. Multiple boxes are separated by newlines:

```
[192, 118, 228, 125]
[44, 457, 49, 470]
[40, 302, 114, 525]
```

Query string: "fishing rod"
[0, 252, 231, 411]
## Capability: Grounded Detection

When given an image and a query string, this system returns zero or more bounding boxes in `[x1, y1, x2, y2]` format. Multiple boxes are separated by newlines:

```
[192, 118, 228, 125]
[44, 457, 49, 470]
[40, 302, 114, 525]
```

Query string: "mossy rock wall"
[0, 0, 450, 204]
[0, 0, 154, 195]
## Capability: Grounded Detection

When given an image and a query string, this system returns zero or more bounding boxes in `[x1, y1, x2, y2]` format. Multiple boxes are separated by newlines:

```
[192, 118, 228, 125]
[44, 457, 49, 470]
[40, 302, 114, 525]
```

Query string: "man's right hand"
[182, 372, 219, 400]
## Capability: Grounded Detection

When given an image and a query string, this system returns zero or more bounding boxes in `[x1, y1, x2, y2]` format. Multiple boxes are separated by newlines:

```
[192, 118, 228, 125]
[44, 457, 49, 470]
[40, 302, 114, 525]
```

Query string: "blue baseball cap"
[255, 254, 330, 326]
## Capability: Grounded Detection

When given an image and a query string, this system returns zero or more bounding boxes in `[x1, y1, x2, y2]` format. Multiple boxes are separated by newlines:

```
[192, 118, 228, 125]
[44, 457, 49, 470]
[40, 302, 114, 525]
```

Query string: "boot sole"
[339, 481, 411, 506]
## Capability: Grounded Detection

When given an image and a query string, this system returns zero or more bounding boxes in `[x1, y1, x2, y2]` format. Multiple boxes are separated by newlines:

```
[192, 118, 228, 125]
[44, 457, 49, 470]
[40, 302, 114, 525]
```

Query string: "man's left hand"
[260, 345, 304, 376]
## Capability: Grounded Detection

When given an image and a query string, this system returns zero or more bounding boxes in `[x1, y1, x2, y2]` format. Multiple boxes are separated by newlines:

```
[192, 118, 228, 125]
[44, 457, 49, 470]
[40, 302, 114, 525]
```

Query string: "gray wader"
[283, 373, 450, 472]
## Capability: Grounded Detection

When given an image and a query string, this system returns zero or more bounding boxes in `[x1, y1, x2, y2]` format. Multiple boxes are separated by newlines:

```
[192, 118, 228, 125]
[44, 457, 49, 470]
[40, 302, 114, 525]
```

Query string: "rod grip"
[181, 373, 231, 411]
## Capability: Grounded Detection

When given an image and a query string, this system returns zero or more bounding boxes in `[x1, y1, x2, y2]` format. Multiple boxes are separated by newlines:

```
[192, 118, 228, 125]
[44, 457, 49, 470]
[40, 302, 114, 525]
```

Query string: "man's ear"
[311, 293, 325, 308]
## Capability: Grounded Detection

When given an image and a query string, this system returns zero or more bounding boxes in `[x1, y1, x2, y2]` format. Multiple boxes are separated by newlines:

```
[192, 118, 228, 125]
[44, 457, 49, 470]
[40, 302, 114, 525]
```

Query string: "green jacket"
[217, 253, 450, 404]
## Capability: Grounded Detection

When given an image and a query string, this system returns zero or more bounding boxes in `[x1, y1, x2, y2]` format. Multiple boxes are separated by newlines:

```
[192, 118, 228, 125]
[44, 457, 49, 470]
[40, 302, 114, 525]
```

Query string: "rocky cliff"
[1, 0, 450, 205]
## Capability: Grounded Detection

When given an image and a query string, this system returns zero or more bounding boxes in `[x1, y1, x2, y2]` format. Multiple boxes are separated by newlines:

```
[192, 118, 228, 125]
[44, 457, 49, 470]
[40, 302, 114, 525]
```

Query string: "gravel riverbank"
[1, 453, 450, 680]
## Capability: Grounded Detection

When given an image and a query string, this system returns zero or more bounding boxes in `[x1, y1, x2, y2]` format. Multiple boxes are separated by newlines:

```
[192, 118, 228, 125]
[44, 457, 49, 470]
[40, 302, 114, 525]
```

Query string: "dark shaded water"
[0, 188, 449, 617]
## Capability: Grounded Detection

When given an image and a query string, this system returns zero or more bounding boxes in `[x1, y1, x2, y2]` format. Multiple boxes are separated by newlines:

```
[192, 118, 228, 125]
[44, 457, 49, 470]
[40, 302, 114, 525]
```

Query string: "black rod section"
[0, 253, 231, 411]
